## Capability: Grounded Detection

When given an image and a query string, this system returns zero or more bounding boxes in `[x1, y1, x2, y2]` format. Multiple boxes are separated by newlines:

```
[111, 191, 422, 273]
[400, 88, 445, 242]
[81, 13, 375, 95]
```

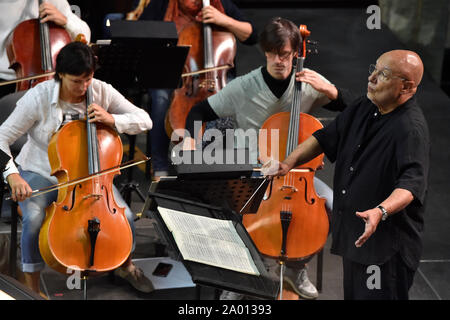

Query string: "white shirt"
[0, 78, 152, 183]
[0, 0, 91, 80]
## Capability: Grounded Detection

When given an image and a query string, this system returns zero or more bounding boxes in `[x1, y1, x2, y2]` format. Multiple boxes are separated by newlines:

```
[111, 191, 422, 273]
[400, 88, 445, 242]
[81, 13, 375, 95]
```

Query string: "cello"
[6, 0, 71, 91]
[242, 25, 329, 279]
[165, 0, 236, 140]
[39, 85, 133, 274]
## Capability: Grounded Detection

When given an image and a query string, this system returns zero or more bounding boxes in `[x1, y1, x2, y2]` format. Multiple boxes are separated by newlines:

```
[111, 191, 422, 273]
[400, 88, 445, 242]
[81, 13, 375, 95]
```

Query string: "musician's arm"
[183, 99, 219, 149]
[101, 82, 152, 135]
[44, 0, 91, 43]
[216, 15, 253, 43]
[200, 4, 255, 43]
[278, 136, 324, 175]
[0, 92, 40, 200]
[296, 69, 338, 101]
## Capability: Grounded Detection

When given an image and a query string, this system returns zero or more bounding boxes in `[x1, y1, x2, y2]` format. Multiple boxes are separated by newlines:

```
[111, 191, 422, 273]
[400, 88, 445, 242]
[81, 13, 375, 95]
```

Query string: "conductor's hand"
[354, 208, 383, 248]
[39, 2, 68, 26]
[296, 69, 338, 100]
[196, 5, 228, 26]
[88, 103, 115, 128]
[7, 173, 33, 202]
[261, 159, 291, 179]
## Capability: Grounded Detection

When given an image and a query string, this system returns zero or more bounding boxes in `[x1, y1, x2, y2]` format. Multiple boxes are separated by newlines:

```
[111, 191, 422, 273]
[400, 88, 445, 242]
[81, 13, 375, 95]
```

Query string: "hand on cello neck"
[87, 103, 115, 128]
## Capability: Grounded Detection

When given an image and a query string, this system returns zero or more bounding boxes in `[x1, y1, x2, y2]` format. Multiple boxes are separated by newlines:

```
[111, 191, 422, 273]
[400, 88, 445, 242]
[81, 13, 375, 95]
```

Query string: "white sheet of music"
[158, 206, 260, 276]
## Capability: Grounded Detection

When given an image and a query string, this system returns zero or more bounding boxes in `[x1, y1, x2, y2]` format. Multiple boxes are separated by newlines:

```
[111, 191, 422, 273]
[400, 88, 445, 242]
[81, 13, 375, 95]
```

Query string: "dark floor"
[1, 7, 449, 301]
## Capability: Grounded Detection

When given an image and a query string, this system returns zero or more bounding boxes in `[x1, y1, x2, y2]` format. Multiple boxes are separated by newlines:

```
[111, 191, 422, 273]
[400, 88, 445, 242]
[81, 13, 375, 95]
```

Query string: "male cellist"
[134, 0, 258, 181]
[0, 42, 153, 297]
[182, 17, 345, 300]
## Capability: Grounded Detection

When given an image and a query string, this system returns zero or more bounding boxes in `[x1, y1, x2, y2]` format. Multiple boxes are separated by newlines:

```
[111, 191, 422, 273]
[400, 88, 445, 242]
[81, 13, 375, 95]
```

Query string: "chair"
[0, 90, 27, 278]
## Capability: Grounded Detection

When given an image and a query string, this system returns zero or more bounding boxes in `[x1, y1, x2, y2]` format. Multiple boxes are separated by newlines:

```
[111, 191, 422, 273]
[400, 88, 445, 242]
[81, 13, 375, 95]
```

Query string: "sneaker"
[219, 290, 244, 300]
[114, 265, 154, 293]
[284, 268, 318, 300]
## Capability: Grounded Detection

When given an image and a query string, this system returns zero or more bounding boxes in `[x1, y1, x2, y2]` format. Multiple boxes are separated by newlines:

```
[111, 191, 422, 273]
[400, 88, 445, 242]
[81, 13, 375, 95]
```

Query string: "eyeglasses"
[267, 50, 294, 61]
[369, 64, 407, 82]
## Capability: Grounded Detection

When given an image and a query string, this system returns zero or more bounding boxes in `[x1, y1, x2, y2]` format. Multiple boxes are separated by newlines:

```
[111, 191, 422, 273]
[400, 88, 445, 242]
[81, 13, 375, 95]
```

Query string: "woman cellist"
[0, 0, 90, 97]
[135, 0, 257, 180]
[0, 42, 153, 296]
[182, 18, 346, 300]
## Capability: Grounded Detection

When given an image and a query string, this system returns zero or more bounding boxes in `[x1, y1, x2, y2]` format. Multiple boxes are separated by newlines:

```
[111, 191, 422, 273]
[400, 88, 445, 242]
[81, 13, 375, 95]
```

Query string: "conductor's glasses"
[369, 64, 407, 82]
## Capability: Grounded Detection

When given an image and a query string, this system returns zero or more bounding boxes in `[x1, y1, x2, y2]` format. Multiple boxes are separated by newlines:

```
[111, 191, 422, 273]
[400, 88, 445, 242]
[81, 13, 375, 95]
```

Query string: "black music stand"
[93, 20, 189, 90]
[91, 22, 190, 205]
[141, 173, 278, 299]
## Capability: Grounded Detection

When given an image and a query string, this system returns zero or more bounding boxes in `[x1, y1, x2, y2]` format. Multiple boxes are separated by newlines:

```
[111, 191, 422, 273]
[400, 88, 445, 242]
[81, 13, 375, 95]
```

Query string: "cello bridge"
[280, 185, 298, 192]
[83, 194, 103, 200]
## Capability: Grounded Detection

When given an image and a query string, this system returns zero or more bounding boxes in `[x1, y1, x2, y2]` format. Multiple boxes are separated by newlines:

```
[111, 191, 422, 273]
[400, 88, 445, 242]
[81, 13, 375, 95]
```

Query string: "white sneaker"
[284, 268, 318, 300]
[219, 290, 244, 300]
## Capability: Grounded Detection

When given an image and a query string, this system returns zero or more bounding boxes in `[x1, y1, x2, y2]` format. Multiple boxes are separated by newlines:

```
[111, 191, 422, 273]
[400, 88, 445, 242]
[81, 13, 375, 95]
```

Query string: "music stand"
[90, 21, 190, 205]
[141, 173, 277, 299]
[93, 20, 189, 90]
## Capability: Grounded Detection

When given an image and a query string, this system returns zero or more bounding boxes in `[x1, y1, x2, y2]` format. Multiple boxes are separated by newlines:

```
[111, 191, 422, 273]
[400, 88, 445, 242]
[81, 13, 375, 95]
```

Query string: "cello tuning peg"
[307, 49, 319, 55]
[307, 40, 318, 45]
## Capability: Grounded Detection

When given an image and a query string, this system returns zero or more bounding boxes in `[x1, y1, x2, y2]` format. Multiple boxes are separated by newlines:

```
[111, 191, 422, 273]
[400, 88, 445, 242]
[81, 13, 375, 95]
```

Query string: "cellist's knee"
[313, 176, 333, 215]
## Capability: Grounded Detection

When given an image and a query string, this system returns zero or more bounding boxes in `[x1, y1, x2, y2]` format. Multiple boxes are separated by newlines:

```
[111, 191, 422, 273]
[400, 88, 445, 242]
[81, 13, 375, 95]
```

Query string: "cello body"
[244, 113, 329, 260]
[165, 15, 236, 140]
[39, 120, 132, 274]
[6, 19, 70, 91]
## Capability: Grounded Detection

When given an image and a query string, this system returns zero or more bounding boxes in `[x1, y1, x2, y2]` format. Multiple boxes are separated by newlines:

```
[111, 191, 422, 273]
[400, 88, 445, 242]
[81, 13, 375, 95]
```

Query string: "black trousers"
[342, 253, 415, 300]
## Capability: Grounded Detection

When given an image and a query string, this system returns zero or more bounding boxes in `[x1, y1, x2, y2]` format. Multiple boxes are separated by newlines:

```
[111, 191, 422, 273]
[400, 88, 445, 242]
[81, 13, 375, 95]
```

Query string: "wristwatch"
[377, 205, 388, 221]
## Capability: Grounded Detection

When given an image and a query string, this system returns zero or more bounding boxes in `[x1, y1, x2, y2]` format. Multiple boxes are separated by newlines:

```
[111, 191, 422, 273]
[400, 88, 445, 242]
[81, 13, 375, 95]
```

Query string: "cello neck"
[285, 53, 305, 156]
[202, 0, 214, 69]
[38, 0, 53, 72]
[85, 86, 100, 174]
[285, 24, 311, 156]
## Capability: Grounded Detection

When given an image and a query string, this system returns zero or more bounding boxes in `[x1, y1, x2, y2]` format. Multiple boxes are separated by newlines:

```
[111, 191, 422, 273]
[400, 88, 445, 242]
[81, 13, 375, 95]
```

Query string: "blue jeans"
[148, 89, 172, 176]
[18, 169, 136, 273]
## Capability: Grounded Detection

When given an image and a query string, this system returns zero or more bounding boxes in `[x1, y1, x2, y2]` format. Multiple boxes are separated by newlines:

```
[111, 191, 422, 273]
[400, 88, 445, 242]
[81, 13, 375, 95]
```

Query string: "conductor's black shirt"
[313, 91, 430, 270]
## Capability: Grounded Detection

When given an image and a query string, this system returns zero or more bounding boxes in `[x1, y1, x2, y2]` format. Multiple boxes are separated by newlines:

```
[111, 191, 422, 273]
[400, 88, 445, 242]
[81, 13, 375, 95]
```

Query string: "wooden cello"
[39, 86, 133, 274]
[165, 0, 236, 140]
[243, 26, 329, 263]
[6, 0, 71, 91]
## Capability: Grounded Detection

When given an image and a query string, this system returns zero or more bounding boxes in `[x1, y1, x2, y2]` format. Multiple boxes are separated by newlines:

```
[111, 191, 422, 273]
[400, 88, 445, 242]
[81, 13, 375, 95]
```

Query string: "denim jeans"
[18, 169, 136, 273]
[148, 89, 172, 176]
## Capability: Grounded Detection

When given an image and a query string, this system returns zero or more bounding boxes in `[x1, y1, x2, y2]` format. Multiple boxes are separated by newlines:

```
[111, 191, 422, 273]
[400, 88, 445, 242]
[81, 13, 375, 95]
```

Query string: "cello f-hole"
[101, 185, 117, 214]
[63, 183, 82, 211]
[299, 176, 315, 205]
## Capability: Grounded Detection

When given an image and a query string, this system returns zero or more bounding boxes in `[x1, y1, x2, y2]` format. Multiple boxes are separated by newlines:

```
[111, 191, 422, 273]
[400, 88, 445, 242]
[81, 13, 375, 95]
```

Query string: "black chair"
[0, 90, 27, 278]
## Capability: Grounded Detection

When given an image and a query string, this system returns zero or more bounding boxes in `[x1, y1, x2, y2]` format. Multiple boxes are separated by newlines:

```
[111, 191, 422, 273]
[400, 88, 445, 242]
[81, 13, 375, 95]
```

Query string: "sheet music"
[158, 206, 260, 276]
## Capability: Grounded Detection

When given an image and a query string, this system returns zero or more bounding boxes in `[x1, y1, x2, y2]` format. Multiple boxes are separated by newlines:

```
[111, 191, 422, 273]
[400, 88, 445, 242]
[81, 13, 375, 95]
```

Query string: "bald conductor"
[268, 50, 430, 300]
